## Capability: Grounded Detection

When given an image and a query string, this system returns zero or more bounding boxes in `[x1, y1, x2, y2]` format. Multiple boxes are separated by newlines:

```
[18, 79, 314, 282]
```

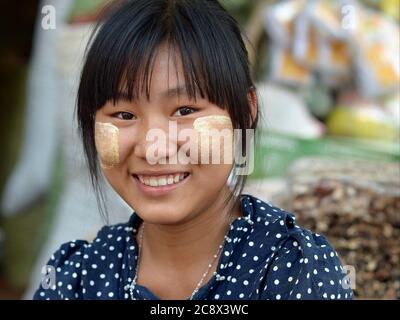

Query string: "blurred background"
[0, 0, 398, 300]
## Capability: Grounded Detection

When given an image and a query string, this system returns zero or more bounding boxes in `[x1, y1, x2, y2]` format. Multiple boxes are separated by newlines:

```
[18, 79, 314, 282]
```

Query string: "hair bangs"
[83, 0, 253, 127]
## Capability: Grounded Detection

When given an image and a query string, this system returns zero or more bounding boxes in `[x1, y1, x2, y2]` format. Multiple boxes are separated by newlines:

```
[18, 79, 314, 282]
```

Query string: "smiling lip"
[132, 172, 190, 197]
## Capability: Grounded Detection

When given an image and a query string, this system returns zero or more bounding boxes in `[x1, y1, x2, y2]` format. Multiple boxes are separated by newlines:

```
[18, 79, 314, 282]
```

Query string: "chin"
[133, 203, 192, 225]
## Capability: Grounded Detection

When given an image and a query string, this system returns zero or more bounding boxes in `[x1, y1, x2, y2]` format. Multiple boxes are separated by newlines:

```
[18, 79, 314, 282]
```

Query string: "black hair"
[77, 0, 259, 221]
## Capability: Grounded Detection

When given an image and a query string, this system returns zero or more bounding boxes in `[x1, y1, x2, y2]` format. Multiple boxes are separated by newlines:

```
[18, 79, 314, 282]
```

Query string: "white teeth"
[158, 178, 167, 186]
[137, 173, 188, 187]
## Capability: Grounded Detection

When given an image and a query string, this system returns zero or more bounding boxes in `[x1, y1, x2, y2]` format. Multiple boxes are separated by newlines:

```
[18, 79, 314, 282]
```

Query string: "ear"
[247, 86, 258, 127]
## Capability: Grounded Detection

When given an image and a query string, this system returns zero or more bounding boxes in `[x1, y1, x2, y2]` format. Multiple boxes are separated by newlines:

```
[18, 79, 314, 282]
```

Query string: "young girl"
[34, 0, 353, 300]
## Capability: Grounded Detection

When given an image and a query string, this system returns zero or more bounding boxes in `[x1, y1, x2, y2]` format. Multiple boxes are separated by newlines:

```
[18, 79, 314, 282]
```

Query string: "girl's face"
[95, 45, 235, 225]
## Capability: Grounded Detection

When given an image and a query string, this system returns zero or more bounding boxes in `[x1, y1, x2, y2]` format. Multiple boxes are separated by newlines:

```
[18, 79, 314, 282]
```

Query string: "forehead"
[127, 43, 192, 102]
[152, 44, 184, 86]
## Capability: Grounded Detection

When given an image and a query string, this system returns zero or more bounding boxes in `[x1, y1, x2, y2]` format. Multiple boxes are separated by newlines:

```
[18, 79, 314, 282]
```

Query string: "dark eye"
[114, 112, 135, 120]
[173, 106, 197, 116]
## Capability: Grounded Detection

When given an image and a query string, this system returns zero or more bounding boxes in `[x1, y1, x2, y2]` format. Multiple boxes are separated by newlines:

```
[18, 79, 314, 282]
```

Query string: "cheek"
[118, 127, 137, 162]
[95, 122, 120, 168]
[193, 115, 234, 164]
[95, 122, 134, 169]
[195, 162, 233, 200]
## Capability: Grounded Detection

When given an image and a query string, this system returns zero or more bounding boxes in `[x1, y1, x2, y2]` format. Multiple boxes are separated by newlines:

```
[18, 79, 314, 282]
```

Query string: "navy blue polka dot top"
[33, 194, 353, 300]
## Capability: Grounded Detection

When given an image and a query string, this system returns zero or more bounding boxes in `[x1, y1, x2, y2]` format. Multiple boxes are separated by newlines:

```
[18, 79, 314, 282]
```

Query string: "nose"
[133, 117, 179, 165]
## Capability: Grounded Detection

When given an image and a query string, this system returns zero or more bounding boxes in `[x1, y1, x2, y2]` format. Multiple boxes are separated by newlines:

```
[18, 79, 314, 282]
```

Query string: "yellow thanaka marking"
[95, 122, 120, 169]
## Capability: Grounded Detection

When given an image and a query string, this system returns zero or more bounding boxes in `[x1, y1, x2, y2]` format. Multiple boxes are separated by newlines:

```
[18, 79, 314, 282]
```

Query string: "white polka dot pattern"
[33, 195, 353, 300]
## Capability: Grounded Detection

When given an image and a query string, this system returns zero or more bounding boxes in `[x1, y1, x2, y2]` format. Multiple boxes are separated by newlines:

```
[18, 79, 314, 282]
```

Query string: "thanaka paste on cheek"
[95, 122, 120, 169]
[193, 115, 234, 164]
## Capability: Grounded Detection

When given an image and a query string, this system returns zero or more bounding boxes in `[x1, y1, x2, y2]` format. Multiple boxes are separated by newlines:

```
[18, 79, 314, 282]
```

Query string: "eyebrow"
[162, 85, 189, 98]
[115, 85, 197, 102]
[115, 91, 132, 101]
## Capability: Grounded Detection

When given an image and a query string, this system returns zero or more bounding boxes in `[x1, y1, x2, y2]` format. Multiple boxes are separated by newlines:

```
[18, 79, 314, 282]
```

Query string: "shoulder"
[240, 195, 353, 300]
[33, 218, 135, 300]
[33, 239, 88, 300]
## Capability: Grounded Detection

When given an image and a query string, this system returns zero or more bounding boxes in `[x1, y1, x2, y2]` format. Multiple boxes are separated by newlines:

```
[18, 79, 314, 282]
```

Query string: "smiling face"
[95, 44, 235, 225]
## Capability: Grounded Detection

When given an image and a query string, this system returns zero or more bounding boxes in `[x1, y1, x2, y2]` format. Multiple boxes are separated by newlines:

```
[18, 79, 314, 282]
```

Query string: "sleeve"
[33, 240, 88, 300]
[260, 228, 354, 300]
